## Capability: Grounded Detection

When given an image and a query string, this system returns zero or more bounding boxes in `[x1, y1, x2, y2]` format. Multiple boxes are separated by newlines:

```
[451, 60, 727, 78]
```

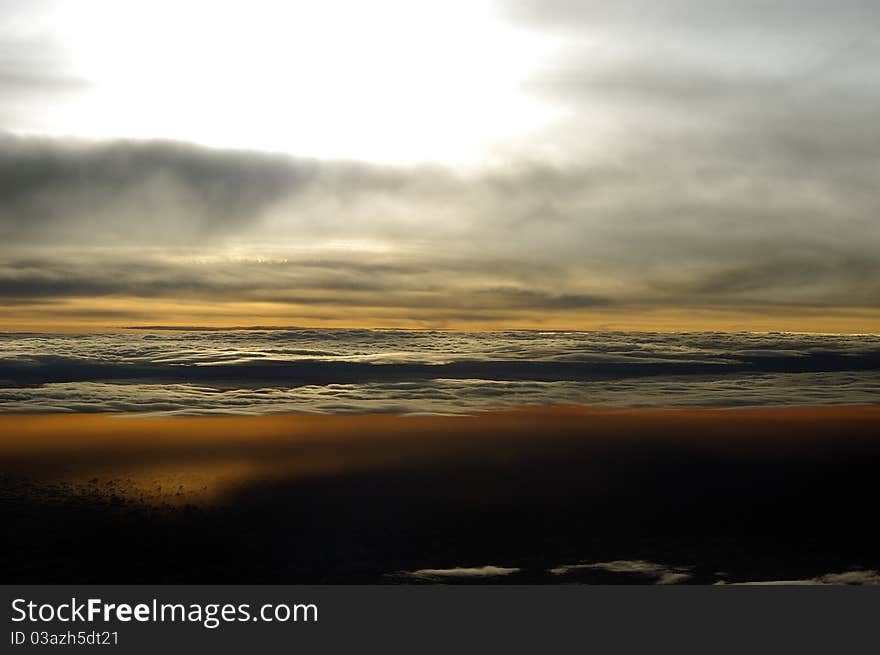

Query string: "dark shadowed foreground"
[2, 406, 879, 584]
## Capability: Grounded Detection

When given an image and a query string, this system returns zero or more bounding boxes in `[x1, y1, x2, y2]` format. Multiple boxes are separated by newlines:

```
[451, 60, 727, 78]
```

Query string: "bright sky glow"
[42, 0, 561, 164]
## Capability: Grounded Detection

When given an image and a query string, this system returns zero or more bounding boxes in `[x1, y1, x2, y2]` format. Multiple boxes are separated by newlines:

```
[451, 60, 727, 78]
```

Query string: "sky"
[1, 0, 879, 332]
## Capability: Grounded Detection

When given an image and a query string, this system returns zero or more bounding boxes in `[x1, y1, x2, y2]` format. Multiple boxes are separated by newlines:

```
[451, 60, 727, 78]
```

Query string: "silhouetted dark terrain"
[2, 407, 879, 584]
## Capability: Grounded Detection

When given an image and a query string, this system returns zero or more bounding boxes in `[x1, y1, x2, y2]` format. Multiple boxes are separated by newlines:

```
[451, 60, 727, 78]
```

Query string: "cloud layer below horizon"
[2, 330, 879, 415]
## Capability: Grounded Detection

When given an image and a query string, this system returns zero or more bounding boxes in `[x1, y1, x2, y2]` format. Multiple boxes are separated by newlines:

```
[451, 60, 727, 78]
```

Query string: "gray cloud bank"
[0, 133, 878, 314]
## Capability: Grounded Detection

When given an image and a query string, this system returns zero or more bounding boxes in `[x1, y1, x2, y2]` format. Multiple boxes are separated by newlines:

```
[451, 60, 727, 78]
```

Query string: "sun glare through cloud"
[30, 0, 563, 164]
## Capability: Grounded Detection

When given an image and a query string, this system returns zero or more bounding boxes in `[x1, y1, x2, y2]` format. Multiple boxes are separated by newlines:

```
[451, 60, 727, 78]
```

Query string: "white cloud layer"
[1, 330, 878, 415]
